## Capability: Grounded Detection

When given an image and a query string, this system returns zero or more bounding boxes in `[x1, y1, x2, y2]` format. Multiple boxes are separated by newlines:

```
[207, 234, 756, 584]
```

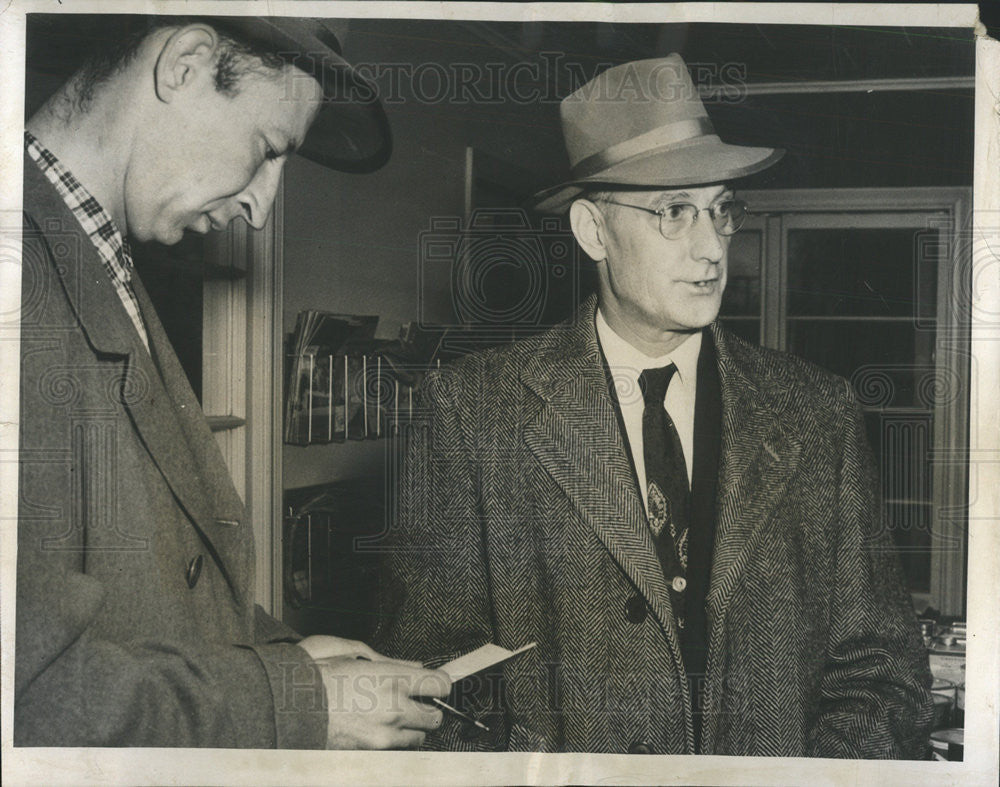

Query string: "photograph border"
[1, 2, 995, 785]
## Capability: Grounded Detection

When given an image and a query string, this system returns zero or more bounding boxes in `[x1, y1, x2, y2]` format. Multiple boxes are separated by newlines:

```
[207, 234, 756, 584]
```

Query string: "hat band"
[570, 116, 716, 179]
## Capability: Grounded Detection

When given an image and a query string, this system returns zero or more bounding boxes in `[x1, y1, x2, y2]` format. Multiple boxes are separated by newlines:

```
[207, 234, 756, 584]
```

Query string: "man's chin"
[673, 305, 722, 331]
[148, 225, 186, 247]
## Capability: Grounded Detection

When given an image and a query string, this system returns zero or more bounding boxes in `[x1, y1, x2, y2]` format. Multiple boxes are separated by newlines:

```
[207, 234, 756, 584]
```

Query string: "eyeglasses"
[593, 197, 749, 240]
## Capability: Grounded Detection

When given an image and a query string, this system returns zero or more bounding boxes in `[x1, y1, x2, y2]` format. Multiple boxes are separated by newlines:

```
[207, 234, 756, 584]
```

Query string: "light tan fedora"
[532, 54, 783, 213]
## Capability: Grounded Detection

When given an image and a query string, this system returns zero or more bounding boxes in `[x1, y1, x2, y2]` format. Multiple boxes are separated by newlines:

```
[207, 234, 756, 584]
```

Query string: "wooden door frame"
[203, 182, 285, 615]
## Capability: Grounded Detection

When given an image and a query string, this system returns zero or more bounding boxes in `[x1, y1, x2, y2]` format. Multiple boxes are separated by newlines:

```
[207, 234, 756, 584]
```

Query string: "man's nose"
[689, 211, 726, 264]
[230, 162, 283, 230]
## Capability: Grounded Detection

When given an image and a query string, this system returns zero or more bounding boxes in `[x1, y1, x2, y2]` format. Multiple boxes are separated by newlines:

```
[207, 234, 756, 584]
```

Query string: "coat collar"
[24, 158, 247, 600]
[23, 156, 137, 357]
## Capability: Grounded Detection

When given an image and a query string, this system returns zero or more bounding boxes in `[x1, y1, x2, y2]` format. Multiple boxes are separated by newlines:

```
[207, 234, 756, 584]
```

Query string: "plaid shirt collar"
[24, 130, 135, 283]
[25, 130, 149, 349]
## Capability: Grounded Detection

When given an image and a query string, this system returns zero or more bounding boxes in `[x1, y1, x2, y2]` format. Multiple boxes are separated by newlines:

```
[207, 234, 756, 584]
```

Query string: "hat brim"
[206, 17, 391, 173]
[531, 137, 784, 213]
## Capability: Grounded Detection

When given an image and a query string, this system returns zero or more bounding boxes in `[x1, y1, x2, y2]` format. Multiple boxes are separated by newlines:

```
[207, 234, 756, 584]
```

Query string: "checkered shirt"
[25, 130, 150, 350]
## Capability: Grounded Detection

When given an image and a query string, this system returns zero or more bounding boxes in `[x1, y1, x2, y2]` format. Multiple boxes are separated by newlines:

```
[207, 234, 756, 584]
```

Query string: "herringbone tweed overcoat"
[15, 158, 327, 748]
[375, 295, 933, 757]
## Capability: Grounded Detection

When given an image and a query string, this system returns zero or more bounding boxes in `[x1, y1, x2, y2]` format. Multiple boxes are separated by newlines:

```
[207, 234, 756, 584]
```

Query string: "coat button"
[671, 575, 687, 593]
[186, 555, 203, 588]
[624, 595, 647, 624]
[628, 741, 653, 754]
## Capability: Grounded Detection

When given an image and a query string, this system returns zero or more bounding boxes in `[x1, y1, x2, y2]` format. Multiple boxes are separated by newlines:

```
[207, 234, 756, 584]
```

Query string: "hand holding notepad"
[427, 641, 537, 731]
[438, 641, 537, 682]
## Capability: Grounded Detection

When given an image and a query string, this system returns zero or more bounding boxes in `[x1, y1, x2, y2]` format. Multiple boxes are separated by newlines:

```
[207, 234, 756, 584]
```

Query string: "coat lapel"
[23, 160, 136, 358]
[703, 327, 803, 684]
[25, 159, 245, 599]
[520, 297, 687, 665]
[128, 276, 247, 599]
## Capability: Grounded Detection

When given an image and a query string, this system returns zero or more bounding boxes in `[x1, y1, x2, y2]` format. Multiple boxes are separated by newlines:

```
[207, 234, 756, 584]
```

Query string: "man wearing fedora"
[376, 55, 932, 756]
[16, 15, 449, 748]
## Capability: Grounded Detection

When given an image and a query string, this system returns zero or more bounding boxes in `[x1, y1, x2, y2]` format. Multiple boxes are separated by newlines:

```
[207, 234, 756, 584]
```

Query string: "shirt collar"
[24, 129, 134, 283]
[595, 307, 702, 387]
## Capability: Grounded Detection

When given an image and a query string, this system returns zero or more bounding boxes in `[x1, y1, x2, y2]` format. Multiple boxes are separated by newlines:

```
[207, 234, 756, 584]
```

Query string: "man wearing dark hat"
[16, 16, 449, 748]
[376, 55, 932, 756]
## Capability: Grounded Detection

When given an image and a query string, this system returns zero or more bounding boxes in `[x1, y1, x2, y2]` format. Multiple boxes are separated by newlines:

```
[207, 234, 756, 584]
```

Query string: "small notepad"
[439, 642, 537, 683]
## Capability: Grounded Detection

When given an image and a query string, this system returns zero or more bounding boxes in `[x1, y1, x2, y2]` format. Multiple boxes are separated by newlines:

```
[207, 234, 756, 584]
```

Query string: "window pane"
[787, 228, 938, 317]
[884, 502, 932, 593]
[719, 318, 760, 346]
[788, 320, 937, 408]
[721, 229, 761, 317]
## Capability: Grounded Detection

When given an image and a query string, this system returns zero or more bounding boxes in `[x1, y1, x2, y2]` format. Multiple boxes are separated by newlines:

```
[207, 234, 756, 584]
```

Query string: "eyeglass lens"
[660, 201, 746, 239]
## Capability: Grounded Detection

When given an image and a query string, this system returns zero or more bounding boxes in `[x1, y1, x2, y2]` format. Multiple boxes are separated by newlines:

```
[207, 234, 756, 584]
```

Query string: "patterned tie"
[640, 364, 690, 572]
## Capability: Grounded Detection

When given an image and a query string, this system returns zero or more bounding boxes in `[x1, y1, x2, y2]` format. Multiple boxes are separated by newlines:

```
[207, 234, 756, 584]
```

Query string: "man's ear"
[569, 198, 608, 262]
[153, 24, 220, 103]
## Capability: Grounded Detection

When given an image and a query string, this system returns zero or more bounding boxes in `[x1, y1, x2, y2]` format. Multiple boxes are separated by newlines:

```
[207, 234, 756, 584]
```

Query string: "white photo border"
[1, 2, 995, 785]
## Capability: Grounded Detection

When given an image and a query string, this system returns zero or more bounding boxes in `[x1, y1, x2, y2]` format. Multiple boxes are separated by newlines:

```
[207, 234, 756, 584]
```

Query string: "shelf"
[206, 415, 247, 432]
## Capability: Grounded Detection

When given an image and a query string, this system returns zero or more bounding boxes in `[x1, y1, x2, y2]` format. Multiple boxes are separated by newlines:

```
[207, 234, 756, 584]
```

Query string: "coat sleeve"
[806, 381, 934, 758]
[14, 563, 327, 748]
[254, 604, 303, 643]
[372, 364, 509, 750]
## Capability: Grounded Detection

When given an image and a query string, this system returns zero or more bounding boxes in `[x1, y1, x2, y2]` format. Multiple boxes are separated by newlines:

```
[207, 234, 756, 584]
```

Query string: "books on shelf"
[284, 312, 377, 445]
[284, 311, 446, 446]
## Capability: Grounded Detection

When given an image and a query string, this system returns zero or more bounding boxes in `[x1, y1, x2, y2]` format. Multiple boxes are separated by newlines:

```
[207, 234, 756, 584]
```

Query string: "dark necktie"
[640, 365, 690, 575]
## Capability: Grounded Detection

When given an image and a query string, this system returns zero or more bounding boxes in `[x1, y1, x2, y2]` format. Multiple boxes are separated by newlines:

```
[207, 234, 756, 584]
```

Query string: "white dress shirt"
[595, 309, 701, 514]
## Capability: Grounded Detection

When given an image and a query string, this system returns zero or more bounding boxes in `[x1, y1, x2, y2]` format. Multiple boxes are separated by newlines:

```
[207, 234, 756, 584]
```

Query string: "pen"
[352, 655, 490, 732]
[431, 697, 490, 732]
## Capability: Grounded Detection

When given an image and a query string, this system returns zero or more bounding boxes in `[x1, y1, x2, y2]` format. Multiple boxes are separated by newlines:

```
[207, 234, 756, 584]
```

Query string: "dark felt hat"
[25, 14, 390, 173]
[206, 16, 390, 173]
[532, 55, 783, 213]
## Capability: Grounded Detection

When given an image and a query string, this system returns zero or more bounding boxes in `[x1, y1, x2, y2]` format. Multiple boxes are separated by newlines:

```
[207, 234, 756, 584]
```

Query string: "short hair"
[579, 187, 615, 204]
[575, 187, 622, 220]
[72, 16, 286, 112]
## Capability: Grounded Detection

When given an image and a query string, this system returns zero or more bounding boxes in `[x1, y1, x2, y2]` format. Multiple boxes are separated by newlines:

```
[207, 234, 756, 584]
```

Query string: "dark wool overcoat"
[375, 295, 933, 757]
[15, 158, 327, 748]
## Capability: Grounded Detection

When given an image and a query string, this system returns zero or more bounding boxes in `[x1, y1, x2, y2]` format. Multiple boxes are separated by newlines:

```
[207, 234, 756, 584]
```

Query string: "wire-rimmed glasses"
[593, 197, 749, 240]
